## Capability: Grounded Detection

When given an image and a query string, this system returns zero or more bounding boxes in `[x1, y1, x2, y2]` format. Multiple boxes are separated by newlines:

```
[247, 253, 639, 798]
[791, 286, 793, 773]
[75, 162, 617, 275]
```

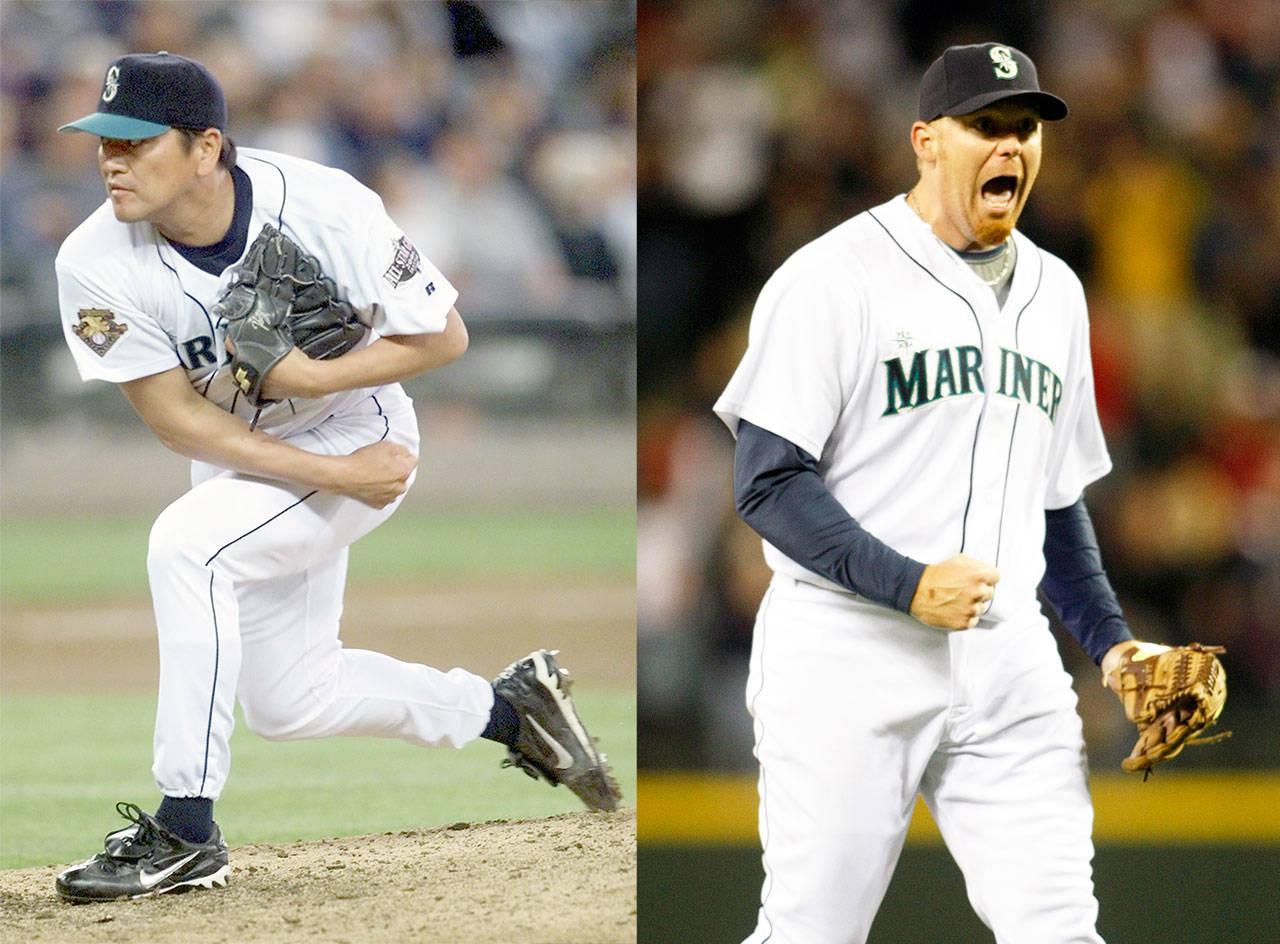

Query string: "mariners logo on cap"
[102, 65, 121, 102]
[989, 46, 1018, 80]
[74, 308, 129, 356]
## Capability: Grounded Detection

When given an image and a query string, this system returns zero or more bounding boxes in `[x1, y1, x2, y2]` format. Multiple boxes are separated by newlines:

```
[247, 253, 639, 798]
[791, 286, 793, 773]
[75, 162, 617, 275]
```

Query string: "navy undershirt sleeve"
[1040, 497, 1134, 664]
[732, 420, 927, 612]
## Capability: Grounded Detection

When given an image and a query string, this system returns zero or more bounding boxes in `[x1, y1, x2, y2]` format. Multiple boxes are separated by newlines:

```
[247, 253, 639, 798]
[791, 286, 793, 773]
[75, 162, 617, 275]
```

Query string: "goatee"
[973, 215, 1015, 248]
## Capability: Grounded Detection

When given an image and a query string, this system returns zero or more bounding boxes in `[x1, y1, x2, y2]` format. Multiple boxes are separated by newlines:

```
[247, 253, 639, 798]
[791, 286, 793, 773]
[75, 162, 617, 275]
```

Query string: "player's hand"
[1100, 640, 1139, 692]
[909, 553, 1000, 630]
[336, 441, 417, 508]
[225, 337, 320, 401]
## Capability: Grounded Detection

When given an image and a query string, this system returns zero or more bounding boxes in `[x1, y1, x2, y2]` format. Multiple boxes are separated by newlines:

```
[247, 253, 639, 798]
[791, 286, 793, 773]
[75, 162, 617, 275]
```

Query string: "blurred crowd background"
[637, 0, 1280, 771]
[0, 0, 635, 429]
[2, 0, 1276, 778]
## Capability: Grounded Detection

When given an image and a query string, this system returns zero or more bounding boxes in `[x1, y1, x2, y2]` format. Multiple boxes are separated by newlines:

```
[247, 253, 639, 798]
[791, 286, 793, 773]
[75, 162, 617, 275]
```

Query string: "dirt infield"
[0, 808, 636, 943]
[0, 579, 636, 693]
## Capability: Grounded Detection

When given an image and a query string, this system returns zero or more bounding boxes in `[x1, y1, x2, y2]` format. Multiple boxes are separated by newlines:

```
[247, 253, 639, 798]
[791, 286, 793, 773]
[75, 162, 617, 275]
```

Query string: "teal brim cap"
[58, 112, 171, 139]
[58, 53, 226, 140]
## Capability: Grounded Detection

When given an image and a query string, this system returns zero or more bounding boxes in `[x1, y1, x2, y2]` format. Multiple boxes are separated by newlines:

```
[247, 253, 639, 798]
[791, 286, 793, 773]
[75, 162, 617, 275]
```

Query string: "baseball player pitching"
[714, 42, 1226, 943]
[51, 52, 619, 904]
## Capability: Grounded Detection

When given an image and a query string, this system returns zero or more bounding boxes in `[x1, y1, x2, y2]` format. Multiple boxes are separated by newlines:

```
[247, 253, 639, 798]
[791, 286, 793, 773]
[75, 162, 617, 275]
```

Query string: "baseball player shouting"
[52, 52, 619, 904]
[715, 42, 1227, 943]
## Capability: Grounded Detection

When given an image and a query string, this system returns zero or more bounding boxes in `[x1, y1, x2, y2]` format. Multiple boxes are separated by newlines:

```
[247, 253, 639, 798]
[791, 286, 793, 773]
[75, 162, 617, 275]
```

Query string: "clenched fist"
[338, 440, 417, 508]
[910, 553, 1000, 630]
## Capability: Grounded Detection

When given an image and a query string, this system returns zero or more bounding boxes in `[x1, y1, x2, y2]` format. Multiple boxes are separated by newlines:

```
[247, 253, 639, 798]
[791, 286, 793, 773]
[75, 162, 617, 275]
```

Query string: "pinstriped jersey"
[55, 147, 457, 439]
[714, 194, 1111, 627]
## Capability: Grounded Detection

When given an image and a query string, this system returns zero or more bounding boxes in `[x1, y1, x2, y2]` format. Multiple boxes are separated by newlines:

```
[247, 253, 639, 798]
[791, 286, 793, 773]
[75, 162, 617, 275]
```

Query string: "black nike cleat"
[55, 802, 230, 903]
[493, 649, 622, 811]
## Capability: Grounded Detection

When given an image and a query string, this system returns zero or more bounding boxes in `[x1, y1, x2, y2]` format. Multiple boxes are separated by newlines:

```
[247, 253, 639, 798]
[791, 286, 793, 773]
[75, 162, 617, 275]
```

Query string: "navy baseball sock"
[480, 689, 520, 747]
[155, 796, 214, 844]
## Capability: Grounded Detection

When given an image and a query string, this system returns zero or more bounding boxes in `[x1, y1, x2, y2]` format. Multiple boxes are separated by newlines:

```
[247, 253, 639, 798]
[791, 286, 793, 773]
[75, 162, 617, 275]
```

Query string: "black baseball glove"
[212, 223, 366, 407]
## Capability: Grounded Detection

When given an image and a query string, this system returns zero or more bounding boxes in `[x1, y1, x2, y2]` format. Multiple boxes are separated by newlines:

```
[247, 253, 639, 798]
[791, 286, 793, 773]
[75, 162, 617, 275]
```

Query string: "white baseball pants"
[742, 574, 1104, 944]
[146, 388, 494, 800]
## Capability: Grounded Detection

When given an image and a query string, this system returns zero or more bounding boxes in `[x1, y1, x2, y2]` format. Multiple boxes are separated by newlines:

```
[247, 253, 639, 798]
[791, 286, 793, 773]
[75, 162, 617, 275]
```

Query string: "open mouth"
[980, 175, 1018, 212]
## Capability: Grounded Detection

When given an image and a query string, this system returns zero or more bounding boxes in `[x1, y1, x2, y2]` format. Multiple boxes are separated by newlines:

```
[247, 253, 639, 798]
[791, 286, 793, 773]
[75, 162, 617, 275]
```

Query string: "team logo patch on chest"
[383, 235, 421, 288]
[73, 308, 129, 356]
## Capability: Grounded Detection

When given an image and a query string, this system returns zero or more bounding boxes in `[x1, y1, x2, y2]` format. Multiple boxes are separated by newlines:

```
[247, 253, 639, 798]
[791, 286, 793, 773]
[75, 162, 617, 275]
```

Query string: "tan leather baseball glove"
[1104, 642, 1229, 774]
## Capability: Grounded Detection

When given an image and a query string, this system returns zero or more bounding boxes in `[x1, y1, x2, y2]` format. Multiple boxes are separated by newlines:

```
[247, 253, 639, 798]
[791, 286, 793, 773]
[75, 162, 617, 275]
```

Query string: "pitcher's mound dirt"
[0, 808, 636, 943]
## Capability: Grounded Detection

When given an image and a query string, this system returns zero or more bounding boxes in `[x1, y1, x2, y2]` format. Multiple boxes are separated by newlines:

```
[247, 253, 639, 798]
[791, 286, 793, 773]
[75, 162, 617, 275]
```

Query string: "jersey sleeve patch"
[382, 234, 422, 288]
[73, 308, 129, 356]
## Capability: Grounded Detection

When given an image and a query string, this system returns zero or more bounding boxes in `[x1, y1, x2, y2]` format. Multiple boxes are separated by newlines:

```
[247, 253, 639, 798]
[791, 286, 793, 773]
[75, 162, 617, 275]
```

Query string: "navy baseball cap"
[58, 52, 226, 139]
[919, 43, 1067, 122]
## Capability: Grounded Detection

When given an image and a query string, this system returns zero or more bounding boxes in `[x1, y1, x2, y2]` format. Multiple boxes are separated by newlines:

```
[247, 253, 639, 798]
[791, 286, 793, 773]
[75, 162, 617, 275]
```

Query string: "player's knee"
[239, 699, 302, 741]
[146, 503, 204, 576]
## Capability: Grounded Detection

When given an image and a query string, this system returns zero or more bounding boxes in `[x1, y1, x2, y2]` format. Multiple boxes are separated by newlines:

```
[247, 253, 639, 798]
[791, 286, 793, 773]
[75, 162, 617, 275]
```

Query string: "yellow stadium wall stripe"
[638, 772, 1280, 845]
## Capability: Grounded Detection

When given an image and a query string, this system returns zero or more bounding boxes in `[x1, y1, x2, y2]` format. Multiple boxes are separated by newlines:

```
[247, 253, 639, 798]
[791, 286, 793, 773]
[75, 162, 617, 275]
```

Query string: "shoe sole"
[57, 865, 231, 904]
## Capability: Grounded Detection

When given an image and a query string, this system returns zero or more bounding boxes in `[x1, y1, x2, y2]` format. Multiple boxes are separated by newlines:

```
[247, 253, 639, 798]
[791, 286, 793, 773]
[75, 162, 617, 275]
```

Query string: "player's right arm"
[120, 366, 414, 508]
[734, 419, 997, 630]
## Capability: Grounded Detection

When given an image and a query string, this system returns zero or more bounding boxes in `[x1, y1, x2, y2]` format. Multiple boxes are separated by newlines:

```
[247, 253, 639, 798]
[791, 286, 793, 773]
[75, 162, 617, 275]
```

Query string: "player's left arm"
[257, 306, 468, 401]
[1050, 499, 1232, 771]
[1038, 495, 1135, 665]
[1039, 278, 1135, 666]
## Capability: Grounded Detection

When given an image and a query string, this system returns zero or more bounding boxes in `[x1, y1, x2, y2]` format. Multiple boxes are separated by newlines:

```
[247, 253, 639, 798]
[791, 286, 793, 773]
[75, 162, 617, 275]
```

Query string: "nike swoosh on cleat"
[528, 717, 575, 770]
[532, 654, 597, 759]
[138, 851, 200, 889]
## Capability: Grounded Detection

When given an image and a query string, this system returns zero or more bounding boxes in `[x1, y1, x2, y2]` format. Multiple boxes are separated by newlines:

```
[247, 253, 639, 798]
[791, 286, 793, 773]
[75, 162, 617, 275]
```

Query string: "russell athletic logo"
[882, 345, 1064, 422]
[989, 46, 1018, 80]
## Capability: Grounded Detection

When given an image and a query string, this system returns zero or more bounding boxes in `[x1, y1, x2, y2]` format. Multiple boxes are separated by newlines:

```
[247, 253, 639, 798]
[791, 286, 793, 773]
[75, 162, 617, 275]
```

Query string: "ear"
[196, 129, 223, 175]
[910, 120, 938, 166]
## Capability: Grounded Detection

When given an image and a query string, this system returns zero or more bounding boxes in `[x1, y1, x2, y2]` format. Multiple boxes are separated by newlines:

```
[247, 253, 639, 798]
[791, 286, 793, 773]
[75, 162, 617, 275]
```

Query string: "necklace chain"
[977, 243, 1015, 286]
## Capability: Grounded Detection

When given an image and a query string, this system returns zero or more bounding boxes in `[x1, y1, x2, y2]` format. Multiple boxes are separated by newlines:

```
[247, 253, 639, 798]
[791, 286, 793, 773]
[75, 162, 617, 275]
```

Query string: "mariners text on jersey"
[882, 345, 1065, 421]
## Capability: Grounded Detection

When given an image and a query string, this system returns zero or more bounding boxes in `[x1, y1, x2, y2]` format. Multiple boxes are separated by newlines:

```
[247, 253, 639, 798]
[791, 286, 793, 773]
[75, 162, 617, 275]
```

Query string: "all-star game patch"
[383, 234, 422, 288]
[73, 308, 129, 356]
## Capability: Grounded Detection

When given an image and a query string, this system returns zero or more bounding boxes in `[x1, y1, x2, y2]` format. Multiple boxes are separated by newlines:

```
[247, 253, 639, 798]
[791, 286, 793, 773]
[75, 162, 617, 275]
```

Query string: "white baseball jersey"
[53, 148, 494, 803]
[716, 195, 1112, 943]
[56, 146, 457, 438]
[715, 193, 1111, 626]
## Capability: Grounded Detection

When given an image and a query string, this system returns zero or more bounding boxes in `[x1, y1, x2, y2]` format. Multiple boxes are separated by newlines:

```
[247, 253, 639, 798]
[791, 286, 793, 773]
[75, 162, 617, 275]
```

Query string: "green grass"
[0, 687, 635, 869]
[0, 506, 637, 869]
[0, 506, 635, 603]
